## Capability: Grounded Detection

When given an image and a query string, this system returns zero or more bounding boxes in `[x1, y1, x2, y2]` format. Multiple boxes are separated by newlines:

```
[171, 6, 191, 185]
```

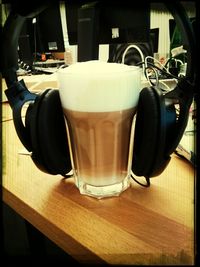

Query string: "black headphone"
[2, 2, 196, 182]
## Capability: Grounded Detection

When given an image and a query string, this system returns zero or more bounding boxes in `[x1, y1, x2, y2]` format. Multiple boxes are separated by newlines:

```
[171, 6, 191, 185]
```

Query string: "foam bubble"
[57, 60, 141, 112]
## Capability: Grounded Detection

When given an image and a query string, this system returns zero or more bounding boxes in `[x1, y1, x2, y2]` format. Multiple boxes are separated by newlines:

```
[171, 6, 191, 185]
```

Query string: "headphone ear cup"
[28, 89, 72, 175]
[24, 101, 35, 151]
[132, 87, 169, 178]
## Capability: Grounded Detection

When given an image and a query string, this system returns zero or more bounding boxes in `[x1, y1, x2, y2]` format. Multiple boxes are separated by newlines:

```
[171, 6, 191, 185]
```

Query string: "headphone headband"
[165, 2, 196, 85]
[2, 13, 26, 86]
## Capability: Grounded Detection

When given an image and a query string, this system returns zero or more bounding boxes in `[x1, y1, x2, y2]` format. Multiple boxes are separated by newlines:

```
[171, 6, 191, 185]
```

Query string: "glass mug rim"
[58, 61, 140, 75]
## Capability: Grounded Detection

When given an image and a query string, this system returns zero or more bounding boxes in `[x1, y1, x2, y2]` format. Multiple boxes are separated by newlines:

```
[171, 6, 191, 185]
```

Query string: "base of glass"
[77, 176, 130, 199]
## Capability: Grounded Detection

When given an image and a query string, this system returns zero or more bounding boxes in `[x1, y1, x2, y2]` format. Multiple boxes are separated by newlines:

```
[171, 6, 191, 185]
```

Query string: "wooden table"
[2, 99, 195, 265]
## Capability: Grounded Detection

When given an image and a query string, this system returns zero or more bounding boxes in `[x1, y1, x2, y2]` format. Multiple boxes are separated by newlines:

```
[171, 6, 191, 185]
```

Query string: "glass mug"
[57, 61, 141, 198]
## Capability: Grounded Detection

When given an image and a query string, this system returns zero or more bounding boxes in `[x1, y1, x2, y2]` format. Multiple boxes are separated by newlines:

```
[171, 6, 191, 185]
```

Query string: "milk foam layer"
[57, 60, 141, 112]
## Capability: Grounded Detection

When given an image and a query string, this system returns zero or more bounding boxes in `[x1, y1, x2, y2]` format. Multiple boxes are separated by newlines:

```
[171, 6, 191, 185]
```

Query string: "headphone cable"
[130, 171, 150, 187]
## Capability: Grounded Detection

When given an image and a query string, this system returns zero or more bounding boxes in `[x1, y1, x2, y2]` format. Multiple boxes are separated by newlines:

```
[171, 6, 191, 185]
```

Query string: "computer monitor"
[18, 21, 34, 68]
[66, 2, 150, 45]
[18, 2, 65, 66]
[34, 3, 65, 54]
[65, 1, 150, 61]
[150, 28, 159, 54]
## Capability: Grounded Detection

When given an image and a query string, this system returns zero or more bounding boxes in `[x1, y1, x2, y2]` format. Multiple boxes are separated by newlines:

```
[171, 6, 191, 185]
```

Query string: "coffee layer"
[64, 107, 136, 186]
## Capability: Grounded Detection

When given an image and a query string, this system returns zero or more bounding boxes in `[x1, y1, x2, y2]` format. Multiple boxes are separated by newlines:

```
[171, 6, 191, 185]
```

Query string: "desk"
[2, 79, 195, 265]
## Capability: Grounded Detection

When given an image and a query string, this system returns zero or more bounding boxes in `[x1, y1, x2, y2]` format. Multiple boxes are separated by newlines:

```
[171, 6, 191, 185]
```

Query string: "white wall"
[150, 10, 172, 59]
